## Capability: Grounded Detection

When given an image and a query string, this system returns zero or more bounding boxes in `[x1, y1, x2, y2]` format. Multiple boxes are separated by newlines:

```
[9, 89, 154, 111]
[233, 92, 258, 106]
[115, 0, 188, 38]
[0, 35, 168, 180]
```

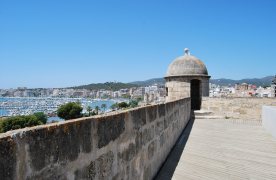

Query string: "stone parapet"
[202, 97, 276, 120]
[0, 98, 191, 180]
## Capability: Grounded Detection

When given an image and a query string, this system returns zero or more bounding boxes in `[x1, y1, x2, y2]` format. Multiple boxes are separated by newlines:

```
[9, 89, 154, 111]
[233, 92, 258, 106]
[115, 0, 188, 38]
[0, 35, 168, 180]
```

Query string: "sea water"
[0, 97, 119, 122]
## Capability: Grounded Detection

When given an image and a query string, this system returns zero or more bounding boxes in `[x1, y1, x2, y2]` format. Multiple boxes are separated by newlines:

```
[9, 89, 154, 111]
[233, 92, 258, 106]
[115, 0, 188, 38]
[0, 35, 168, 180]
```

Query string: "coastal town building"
[272, 75, 276, 97]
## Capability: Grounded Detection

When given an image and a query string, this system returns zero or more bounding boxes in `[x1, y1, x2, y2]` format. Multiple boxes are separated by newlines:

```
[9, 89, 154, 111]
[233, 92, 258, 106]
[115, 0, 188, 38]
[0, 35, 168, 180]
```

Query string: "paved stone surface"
[155, 117, 276, 180]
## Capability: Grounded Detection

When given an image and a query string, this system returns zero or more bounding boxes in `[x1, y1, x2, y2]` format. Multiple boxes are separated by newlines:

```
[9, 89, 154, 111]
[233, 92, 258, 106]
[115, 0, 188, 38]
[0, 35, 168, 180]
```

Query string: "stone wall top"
[0, 97, 191, 180]
[0, 98, 190, 139]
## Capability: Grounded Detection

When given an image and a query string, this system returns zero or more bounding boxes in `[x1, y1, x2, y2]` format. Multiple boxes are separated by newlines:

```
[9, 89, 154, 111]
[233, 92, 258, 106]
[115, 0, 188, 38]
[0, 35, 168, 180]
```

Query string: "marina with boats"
[0, 97, 116, 120]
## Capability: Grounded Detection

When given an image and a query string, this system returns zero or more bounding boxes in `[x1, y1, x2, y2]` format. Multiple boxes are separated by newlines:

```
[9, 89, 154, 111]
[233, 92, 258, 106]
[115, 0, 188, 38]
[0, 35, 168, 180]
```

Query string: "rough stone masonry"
[0, 98, 191, 180]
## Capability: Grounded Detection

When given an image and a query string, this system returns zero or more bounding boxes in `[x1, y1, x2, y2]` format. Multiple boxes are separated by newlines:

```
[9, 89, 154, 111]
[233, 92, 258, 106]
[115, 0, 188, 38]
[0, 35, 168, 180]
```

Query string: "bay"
[0, 97, 120, 122]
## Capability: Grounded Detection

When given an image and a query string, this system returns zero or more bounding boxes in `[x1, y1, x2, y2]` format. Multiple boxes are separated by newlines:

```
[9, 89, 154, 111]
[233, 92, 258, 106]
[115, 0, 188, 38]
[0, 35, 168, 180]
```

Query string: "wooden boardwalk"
[155, 118, 276, 180]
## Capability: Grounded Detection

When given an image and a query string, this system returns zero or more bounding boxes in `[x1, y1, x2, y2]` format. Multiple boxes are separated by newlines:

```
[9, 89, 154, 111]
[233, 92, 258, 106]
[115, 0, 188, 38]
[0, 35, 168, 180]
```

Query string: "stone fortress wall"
[165, 77, 209, 102]
[0, 98, 191, 180]
[201, 97, 276, 120]
[165, 77, 190, 101]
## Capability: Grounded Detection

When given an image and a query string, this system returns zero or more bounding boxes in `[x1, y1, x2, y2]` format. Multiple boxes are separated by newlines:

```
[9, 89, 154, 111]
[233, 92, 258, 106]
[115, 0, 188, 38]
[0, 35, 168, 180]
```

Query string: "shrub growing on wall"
[57, 102, 83, 120]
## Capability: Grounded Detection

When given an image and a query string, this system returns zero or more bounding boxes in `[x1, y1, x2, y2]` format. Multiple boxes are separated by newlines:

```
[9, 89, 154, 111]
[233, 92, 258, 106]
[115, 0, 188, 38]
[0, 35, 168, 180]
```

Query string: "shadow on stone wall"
[154, 111, 195, 180]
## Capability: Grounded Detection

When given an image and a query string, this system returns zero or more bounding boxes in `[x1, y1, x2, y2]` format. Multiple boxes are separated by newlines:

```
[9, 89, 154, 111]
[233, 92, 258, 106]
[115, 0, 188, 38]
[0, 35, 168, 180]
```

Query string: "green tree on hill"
[117, 102, 129, 109]
[129, 100, 139, 108]
[121, 94, 131, 99]
[57, 102, 83, 120]
[0, 115, 45, 133]
[101, 104, 107, 112]
[95, 106, 100, 115]
[87, 106, 92, 116]
[33, 112, 48, 124]
[110, 103, 119, 110]
[0, 120, 4, 133]
[110, 100, 140, 111]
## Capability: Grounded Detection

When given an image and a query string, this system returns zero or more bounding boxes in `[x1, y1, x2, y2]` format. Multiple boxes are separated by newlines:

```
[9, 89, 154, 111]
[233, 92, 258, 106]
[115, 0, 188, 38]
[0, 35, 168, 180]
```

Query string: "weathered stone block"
[147, 140, 156, 160]
[142, 126, 154, 145]
[174, 109, 180, 121]
[74, 160, 96, 180]
[173, 121, 178, 131]
[27, 167, 66, 180]
[118, 143, 136, 162]
[163, 117, 168, 129]
[111, 174, 119, 180]
[97, 151, 114, 179]
[135, 131, 142, 152]
[75, 151, 114, 180]
[131, 155, 143, 179]
[165, 102, 174, 116]
[0, 137, 16, 180]
[131, 108, 146, 130]
[87, 161, 96, 179]
[160, 132, 165, 147]
[143, 166, 151, 180]
[168, 113, 174, 123]
[27, 120, 92, 171]
[98, 114, 125, 148]
[155, 121, 164, 136]
[147, 105, 157, 122]
[158, 104, 165, 118]
[130, 108, 147, 130]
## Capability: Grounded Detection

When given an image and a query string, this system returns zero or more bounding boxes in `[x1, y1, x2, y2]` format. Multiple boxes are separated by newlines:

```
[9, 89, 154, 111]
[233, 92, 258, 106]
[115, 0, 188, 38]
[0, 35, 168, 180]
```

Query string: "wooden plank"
[155, 117, 276, 180]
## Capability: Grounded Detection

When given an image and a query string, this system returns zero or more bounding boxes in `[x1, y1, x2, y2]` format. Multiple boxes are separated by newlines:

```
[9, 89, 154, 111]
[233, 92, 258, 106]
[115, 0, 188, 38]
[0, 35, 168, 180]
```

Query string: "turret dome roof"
[166, 48, 208, 77]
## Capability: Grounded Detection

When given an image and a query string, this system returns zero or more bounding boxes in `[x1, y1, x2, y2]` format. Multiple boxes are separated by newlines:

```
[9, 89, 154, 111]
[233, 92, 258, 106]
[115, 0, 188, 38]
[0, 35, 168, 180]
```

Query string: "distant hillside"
[71, 82, 139, 91]
[130, 78, 165, 86]
[130, 76, 274, 87]
[70, 76, 274, 90]
[210, 76, 274, 87]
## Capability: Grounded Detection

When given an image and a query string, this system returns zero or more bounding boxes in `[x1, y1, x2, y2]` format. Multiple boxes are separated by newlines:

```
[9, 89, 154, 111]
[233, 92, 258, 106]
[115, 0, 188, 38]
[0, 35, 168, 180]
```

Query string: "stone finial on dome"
[184, 48, 190, 56]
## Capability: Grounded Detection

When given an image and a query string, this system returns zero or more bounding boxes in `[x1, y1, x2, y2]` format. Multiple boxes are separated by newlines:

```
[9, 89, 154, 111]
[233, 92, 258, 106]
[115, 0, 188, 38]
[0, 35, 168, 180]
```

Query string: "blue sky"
[0, 0, 275, 88]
